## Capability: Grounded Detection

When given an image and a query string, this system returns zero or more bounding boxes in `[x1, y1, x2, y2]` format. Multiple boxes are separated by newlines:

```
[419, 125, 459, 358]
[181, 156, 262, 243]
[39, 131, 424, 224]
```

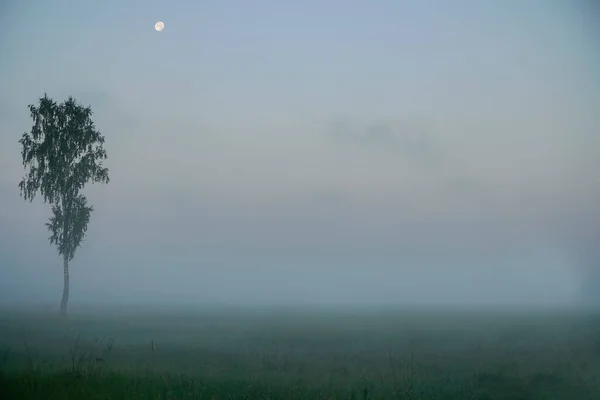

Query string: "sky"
[0, 0, 598, 309]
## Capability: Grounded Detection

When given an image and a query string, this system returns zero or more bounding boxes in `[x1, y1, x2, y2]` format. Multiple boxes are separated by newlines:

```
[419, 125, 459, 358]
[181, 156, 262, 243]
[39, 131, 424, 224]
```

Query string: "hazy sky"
[0, 0, 598, 308]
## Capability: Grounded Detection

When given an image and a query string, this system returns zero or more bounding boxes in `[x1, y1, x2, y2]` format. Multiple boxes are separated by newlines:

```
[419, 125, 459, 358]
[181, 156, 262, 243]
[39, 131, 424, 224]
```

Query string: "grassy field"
[0, 307, 599, 399]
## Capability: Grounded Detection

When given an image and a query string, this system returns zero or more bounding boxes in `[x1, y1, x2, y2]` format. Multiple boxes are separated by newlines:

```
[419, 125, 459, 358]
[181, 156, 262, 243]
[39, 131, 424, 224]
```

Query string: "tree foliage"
[18, 94, 109, 261]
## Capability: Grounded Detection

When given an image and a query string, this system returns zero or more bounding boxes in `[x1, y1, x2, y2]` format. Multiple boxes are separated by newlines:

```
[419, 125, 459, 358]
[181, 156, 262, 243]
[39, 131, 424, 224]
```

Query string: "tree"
[18, 94, 109, 315]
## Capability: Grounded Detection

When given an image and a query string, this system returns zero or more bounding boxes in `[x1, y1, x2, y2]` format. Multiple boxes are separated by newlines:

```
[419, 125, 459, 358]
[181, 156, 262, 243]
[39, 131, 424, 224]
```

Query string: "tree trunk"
[60, 253, 69, 316]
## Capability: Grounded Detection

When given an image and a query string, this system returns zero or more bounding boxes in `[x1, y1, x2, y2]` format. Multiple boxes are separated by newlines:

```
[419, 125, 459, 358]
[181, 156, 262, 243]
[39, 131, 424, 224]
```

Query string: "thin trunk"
[61, 196, 69, 316]
[60, 253, 69, 315]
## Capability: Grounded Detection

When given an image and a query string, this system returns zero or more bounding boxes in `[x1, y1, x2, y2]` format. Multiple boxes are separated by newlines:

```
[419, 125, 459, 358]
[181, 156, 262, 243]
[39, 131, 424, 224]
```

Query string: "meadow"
[0, 306, 599, 399]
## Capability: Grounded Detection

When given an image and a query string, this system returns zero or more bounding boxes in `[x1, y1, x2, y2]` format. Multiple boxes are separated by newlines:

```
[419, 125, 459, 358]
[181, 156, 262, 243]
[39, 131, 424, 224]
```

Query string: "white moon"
[155, 21, 164, 32]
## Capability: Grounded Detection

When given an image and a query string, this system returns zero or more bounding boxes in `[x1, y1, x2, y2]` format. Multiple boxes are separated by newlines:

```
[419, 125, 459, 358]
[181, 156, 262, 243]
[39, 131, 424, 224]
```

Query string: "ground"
[0, 307, 599, 399]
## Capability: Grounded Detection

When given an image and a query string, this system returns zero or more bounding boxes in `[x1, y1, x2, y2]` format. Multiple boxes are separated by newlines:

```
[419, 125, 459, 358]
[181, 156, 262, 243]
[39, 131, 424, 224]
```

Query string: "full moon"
[154, 21, 164, 32]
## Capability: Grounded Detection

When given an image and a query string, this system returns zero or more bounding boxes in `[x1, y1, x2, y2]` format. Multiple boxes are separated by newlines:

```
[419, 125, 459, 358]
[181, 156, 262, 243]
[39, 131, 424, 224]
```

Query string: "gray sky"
[0, 0, 598, 308]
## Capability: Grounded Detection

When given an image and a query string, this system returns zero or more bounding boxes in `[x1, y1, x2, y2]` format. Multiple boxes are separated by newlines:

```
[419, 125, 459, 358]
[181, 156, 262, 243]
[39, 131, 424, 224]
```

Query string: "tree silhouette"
[18, 94, 109, 315]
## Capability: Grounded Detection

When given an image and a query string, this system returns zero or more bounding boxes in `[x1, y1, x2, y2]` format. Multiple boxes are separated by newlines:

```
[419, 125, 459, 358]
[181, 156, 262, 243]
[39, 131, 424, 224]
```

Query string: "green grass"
[1, 308, 599, 399]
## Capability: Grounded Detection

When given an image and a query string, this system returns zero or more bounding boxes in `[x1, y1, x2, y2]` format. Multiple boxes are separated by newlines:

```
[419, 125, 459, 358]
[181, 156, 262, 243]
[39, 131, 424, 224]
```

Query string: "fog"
[0, 1, 598, 311]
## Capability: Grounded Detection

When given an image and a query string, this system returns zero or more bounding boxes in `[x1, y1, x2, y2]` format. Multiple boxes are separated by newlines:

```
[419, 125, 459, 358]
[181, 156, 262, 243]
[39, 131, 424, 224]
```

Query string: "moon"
[154, 21, 164, 32]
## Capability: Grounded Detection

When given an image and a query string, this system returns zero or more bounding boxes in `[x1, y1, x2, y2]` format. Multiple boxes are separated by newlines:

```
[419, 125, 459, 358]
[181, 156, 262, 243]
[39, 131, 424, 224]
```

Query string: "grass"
[0, 307, 599, 399]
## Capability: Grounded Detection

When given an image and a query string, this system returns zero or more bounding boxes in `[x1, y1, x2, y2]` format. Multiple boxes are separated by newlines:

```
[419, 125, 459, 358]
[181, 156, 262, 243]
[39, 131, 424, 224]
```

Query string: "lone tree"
[18, 94, 109, 315]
